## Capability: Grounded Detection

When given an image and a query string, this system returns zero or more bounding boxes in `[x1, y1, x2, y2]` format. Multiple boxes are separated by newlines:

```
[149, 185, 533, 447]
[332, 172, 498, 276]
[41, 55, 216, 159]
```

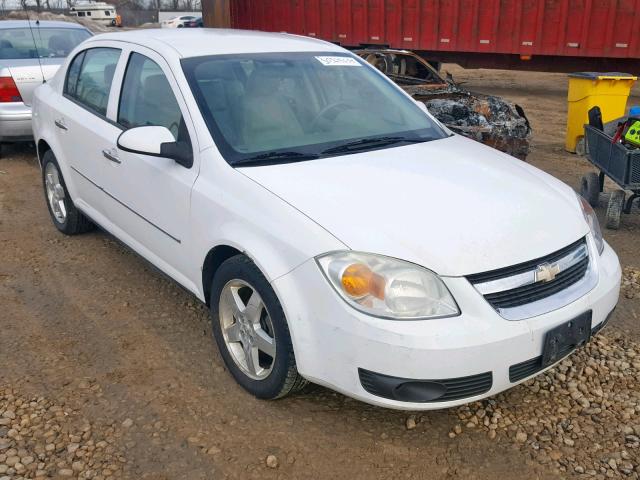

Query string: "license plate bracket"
[542, 311, 592, 367]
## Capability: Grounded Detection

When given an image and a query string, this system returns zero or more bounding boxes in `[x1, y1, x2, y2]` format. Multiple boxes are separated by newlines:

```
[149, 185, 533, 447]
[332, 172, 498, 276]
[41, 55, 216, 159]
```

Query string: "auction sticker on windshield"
[315, 56, 361, 66]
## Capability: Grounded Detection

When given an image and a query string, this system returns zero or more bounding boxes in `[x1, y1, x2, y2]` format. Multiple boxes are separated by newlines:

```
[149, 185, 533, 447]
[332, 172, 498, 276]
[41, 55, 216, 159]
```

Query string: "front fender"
[190, 160, 347, 301]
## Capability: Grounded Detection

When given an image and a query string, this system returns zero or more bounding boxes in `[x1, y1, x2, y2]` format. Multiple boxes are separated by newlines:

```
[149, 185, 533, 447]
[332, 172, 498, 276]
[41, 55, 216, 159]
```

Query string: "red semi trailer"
[202, 0, 640, 72]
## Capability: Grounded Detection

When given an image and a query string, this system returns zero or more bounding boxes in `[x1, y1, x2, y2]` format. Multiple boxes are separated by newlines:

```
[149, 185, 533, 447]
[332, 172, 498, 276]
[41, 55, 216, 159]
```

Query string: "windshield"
[0, 27, 91, 60]
[182, 52, 447, 165]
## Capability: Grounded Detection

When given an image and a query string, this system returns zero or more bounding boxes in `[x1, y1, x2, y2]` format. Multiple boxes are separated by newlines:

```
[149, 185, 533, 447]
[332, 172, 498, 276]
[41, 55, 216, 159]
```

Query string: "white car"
[160, 15, 198, 28]
[32, 29, 621, 410]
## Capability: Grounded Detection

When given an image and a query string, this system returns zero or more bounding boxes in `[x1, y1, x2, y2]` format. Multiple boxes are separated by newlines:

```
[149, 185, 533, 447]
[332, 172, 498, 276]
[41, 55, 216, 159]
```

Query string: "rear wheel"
[605, 190, 625, 230]
[210, 255, 307, 399]
[42, 150, 94, 235]
[580, 172, 601, 207]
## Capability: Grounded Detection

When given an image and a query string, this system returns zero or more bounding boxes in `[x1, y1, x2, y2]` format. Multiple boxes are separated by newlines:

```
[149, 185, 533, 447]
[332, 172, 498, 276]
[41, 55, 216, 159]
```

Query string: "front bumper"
[272, 238, 621, 410]
[0, 103, 33, 142]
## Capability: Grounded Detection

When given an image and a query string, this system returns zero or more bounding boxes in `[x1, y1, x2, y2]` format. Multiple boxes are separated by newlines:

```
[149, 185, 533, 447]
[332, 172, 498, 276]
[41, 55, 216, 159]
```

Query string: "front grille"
[485, 256, 588, 308]
[468, 238, 589, 312]
[359, 369, 493, 403]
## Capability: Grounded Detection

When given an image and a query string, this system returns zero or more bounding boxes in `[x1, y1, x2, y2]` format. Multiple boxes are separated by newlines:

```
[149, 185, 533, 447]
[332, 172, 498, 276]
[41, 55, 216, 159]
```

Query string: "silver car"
[0, 20, 91, 147]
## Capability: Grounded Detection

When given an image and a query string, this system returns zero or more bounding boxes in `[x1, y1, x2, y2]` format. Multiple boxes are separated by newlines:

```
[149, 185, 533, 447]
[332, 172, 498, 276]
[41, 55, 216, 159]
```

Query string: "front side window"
[77, 11, 85, 16]
[182, 52, 447, 166]
[0, 27, 91, 60]
[104, 10, 111, 15]
[65, 47, 120, 116]
[118, 52, 186, 142]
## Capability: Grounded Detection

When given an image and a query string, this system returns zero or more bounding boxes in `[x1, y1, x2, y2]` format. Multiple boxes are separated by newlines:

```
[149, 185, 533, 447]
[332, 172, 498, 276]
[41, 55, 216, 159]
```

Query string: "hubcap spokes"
[45, 163, 67, 223]
[219, 280, 276, 380]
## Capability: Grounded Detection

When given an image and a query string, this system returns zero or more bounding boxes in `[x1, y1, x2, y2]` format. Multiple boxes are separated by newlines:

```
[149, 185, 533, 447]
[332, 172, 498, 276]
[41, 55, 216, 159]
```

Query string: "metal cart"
[580, 125, 640, 229]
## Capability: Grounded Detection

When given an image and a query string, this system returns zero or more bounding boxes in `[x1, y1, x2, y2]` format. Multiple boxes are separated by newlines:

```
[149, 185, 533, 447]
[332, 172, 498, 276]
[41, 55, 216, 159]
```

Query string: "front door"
[99, 47, 200, 291]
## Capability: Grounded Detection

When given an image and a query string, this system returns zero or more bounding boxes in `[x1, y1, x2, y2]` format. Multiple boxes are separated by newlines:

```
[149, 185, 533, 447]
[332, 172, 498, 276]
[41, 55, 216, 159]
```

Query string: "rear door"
[52, 45, 122, 212]
[99, 46, 200, 288]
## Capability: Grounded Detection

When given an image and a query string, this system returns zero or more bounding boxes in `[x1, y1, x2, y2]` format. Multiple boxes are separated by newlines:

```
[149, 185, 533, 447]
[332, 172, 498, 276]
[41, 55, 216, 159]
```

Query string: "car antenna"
[26, 13, 47, 84]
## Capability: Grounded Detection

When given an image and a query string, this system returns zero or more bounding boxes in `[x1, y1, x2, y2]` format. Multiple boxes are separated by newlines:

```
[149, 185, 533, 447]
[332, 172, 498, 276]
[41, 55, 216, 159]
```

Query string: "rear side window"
[118, 52, 185, 142]
[65, 47, 120, 116]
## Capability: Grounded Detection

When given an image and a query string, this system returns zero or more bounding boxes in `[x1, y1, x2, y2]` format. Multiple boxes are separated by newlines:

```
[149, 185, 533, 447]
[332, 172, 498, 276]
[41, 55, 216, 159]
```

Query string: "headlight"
[577, 194, 604, 255]
[316, 252, 460, 320]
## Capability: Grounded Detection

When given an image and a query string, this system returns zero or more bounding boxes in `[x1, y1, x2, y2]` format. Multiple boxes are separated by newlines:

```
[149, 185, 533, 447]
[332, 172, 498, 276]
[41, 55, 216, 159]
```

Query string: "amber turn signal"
[341, 263, 385, 299]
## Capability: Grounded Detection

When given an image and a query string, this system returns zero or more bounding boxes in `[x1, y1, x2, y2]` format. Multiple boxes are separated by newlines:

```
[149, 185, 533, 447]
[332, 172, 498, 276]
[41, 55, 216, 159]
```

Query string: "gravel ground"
[449, 327, 639, 479]
[0, 387, 130, 479]
[1, 66, 640, 479]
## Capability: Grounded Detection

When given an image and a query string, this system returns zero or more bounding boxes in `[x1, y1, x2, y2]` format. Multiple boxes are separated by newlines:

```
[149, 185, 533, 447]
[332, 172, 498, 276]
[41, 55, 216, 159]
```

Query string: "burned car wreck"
[356, 49, 532, 160]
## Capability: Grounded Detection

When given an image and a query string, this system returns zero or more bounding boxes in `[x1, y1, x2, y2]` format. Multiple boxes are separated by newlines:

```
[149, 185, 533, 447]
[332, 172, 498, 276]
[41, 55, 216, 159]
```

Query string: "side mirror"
[117, 126, 193, 168]
[414, 100, 429, 114]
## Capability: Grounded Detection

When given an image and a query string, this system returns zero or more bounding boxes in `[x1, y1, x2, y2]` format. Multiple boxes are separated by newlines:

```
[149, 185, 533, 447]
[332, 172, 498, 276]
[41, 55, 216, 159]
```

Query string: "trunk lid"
[3, 59, 63, 106]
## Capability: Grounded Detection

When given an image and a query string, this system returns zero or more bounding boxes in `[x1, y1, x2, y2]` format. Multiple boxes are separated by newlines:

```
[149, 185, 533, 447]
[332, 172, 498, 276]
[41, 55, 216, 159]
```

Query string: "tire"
[575, 137, 586, 156]
[41, 150, 94, 235]
[210, 255, 307, 399]
[605, 190, 625, 230]
[580, 172, 601, 207]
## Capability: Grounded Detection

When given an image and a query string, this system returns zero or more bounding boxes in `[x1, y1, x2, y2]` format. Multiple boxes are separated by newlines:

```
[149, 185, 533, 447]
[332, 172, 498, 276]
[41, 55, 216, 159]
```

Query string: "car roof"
[0, 19, 90, 30]
[89, 28, 344, 58]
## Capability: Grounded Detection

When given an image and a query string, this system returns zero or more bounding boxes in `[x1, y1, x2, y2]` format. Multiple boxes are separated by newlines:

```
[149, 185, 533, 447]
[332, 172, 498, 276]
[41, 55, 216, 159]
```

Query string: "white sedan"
[160, 15, 198, 28]
[32, 29, 621, 410]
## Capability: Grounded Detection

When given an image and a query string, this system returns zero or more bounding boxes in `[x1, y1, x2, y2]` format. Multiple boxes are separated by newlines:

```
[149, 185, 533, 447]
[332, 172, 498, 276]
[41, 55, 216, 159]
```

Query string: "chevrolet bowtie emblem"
[535, 262, 561, 283]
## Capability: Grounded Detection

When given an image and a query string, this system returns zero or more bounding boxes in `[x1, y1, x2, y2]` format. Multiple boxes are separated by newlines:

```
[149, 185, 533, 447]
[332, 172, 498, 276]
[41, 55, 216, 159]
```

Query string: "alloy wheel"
[218, 279, 277, 380]
[44, 162, 67, 224]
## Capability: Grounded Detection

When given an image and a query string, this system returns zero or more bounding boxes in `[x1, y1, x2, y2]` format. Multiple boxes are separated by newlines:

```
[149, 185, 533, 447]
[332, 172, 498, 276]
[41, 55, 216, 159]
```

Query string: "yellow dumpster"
[565, 72, 637, 153]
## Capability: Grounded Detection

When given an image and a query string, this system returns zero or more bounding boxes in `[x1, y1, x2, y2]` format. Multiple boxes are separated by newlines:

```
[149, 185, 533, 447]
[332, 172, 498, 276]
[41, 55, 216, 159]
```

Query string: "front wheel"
[42, 150, 94, 235]
[210, 255, 307, 399]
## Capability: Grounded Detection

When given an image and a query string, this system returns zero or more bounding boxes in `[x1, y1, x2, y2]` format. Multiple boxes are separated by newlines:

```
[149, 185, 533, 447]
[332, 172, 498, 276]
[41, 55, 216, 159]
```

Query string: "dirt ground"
[1, 67, 640, 480]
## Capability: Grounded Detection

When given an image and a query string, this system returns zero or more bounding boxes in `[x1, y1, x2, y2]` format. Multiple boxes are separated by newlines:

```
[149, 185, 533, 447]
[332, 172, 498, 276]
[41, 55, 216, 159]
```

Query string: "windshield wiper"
[320, 136, 428, 155]
[234, 150, 320, 167]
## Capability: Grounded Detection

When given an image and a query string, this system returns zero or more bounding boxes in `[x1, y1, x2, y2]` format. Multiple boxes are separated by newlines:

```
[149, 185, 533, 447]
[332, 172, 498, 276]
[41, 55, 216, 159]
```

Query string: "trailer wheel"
[580, 172, 601, 207]
[605, 190, 625, 230]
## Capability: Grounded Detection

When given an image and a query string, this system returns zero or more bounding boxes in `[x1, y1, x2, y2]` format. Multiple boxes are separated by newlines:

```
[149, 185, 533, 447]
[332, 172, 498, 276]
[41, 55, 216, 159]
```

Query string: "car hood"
[239, 135, 589, 276]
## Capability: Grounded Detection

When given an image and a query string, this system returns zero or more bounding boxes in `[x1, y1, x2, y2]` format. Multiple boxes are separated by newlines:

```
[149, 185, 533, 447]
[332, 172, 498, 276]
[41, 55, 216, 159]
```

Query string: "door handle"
[54, 119, 68, 130]
[102, 149, 121, 164]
